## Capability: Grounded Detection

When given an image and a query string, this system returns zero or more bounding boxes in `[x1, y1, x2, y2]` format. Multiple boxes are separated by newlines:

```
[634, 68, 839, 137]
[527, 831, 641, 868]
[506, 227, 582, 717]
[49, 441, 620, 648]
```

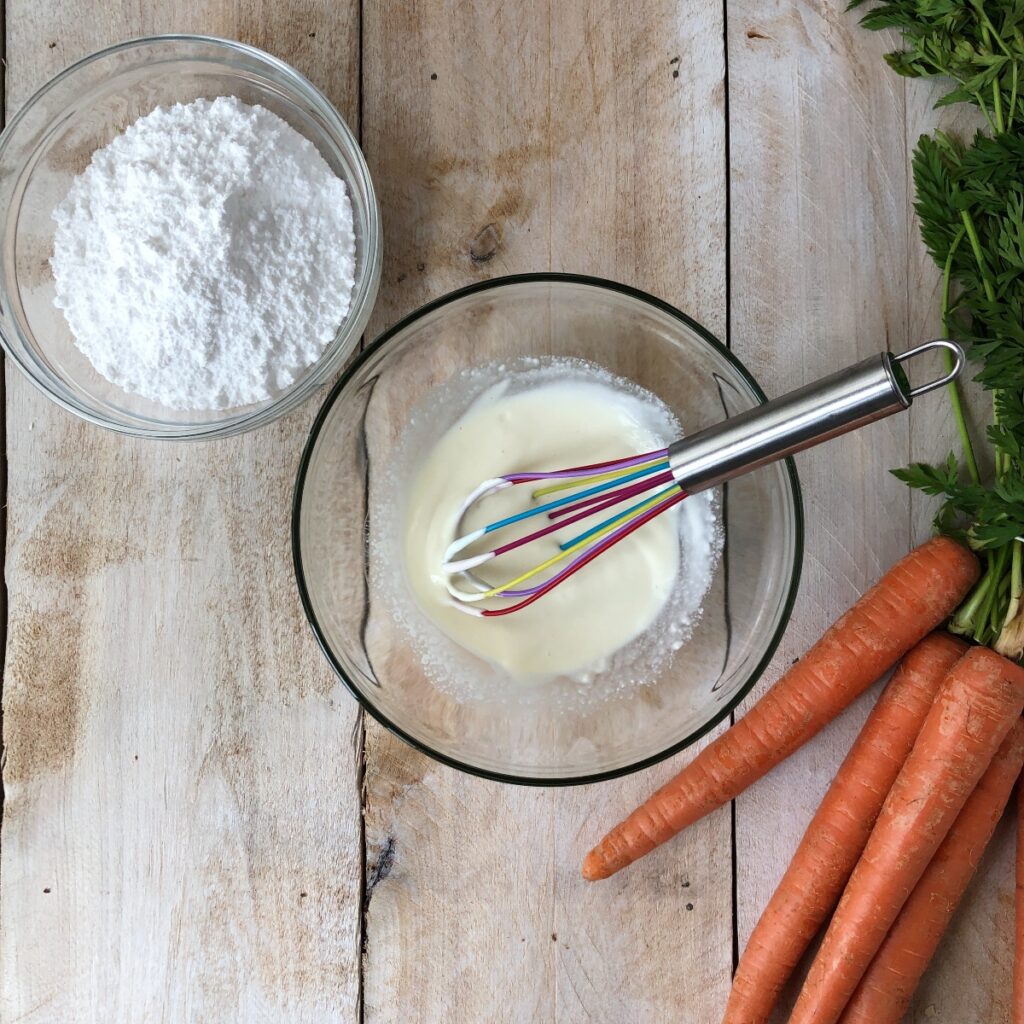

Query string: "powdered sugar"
[50, 95, 356, 410]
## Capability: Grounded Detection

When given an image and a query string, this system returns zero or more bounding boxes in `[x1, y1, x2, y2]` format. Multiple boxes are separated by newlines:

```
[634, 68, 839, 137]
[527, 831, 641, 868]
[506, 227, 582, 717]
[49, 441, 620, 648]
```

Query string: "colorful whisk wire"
[439, 341, 967, 618]
[442, 447, 687, 617]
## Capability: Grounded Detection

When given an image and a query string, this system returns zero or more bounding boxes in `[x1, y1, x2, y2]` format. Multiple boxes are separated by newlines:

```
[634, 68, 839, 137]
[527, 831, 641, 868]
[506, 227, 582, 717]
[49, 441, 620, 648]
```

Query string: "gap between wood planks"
[721, 0, 738, 978]
[0, 0, 9, 883]
[355, 3, 368, 1020]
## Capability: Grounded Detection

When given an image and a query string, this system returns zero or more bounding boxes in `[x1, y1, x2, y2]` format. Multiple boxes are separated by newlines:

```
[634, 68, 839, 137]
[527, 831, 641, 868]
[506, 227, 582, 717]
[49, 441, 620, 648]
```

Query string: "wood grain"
[903, 69, 1014, 1024]
[360, 3, 731, 1021]
[730, 6, 1010, 1022]
[728, 3, 914, 1021]
[2, 3, 1014, 1023]
[0, 4, 363, 1022]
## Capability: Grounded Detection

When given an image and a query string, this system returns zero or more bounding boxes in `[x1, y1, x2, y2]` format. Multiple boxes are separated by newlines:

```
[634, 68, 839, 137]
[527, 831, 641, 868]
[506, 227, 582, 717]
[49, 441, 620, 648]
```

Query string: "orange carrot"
[722, 632, 967, 1024]
[840, 717, 1024, 1024]
[789, 647, 1024, 1024]
[1016, 776, 1024, 1024]
[582, 537, 979, 881]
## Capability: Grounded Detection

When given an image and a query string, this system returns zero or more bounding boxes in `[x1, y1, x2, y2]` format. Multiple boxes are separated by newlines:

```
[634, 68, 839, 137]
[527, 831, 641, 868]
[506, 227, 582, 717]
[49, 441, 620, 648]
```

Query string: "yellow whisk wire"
[475, 488, 673, 600]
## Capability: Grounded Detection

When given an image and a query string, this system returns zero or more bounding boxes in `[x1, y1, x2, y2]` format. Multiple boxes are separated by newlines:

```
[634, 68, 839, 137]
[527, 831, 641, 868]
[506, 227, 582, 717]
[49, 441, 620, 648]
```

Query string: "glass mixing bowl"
[0, 35, 381, 439]
[293, 275, 803, 784]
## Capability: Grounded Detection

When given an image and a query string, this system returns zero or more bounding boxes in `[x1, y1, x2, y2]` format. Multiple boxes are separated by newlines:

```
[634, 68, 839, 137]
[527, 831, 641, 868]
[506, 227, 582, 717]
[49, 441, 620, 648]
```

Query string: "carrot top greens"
[853, 0, 1024, 658]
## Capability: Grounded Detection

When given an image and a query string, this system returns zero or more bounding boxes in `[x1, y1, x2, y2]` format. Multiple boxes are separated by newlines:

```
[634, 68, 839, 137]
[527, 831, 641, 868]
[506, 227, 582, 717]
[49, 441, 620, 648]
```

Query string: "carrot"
[789, 646, 1024, 1024]
[840, 717, 1024, 1024]
[722, 632, 967, 1024]
[1016, 776, 1024, 1024]
[582, 536, 979, 881]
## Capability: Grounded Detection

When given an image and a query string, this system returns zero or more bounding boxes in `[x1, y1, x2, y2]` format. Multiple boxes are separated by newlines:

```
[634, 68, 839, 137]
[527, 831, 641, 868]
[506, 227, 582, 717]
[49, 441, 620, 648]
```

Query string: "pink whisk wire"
[476, 487, 688, 617]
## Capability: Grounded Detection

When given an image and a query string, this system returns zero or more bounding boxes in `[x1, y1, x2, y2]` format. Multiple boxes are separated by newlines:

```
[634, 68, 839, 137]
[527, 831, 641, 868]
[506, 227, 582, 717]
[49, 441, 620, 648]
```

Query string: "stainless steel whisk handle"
[667, 340, 965, 494]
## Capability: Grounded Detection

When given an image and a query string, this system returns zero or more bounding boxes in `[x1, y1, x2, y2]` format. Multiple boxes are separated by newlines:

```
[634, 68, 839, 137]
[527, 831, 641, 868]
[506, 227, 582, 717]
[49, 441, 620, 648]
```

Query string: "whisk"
[443, 340, 964, 616]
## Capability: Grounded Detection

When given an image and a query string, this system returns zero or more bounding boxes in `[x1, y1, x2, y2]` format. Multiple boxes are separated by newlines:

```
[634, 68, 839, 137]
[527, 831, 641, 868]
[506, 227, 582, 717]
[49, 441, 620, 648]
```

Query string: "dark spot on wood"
[551, 932, 557, 941]
[48, 41, 57, 49]
[746, 29, 770, 40]
[469, 222, 501, 264]
[300, 891, 307, 898]
[416, 262, 425, 273]
[366, 836, 396, 896]
[43, 888, 51, 893]
[396, 272, 407, 283]
[682, 879, 690, 888]
[430, 72, 438, 81]
[669, 55, 680, 64]
[672, 69, 679, 79]
[134, 754, 138, 761]
[686, 902, 694, 911]
[487, 188, 523, 222]
[308, 31, 316, 38]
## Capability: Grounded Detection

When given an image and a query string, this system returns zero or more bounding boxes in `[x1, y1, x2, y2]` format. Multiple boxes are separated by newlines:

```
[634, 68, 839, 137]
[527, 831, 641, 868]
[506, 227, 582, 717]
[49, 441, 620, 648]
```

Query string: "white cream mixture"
[401, 374, 698, 679]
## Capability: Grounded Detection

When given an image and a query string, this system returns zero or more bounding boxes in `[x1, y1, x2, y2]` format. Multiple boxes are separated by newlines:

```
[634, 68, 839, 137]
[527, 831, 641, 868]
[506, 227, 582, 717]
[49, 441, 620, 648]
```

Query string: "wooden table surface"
[0, 3, 1012, 1022]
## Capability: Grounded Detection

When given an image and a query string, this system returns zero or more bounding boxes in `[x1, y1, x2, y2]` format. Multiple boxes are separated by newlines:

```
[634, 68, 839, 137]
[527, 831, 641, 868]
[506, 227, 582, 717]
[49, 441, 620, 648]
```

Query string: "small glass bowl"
[293, 274, 804, 785]
[0, 35, 381, 439]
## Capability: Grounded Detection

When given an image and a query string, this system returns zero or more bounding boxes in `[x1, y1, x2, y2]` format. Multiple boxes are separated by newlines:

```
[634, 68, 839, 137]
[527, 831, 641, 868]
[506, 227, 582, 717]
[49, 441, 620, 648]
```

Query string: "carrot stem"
[950, 564, 994, 639]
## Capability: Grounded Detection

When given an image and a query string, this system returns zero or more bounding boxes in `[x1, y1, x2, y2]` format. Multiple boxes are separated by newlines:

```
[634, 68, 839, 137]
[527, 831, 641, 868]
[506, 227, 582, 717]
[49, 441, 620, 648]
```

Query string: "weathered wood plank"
[0, 5, 363, 1022]
[732, 7, 1014, 1022]
[904, 74, 1013, 1024]
[360, 2, 730, 1021]
[728, 4, 920, 1021]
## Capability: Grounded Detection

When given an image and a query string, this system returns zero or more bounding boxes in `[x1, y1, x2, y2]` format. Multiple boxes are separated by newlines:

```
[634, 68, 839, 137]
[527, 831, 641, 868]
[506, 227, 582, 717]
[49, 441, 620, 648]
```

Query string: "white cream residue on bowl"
[371, 358, 723, 711]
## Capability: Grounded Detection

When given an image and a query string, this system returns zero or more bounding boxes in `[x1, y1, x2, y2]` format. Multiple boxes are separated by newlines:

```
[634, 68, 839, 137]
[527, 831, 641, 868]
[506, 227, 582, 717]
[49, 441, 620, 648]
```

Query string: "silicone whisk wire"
[476, 487, 687, 617]
[442, 446, 686, 614]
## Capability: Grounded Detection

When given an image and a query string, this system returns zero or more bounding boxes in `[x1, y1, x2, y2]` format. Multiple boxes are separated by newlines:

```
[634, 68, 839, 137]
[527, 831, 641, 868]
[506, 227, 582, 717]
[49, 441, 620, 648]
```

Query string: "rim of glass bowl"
[0, 34, 382, 440]
[292, 272, 805, 786]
